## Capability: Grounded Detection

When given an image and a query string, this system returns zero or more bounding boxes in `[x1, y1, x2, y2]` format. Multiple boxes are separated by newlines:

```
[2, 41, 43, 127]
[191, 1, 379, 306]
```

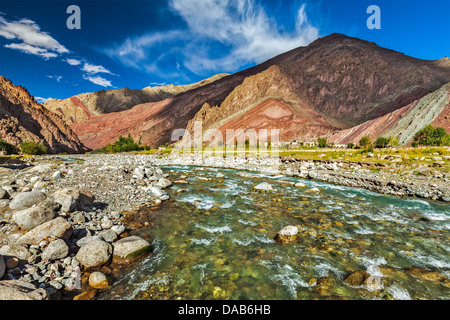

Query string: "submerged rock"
[89, 271, 110, 290]
[406, 267, 448, 282]
[254, 182, 273, 192]
[274, 226, 299, 244]
[112, 236, 151, 263]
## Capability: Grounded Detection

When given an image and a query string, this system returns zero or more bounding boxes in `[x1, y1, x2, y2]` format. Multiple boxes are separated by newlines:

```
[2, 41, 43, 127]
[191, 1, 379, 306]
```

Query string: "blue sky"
[0, 0, 449, 102]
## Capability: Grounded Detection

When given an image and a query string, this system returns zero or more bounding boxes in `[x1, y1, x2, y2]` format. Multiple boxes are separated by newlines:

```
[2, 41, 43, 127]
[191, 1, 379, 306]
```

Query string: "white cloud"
[81, 62, 115, 75]
[0, 15, 69, 59]
[104, 0, 319, 75]
[35, 97, 53, 104]
[82, 74, 114, 88]
[47, 75, 63, 82]
[4, 42, 58, 59]
[65, 58, 82, 66]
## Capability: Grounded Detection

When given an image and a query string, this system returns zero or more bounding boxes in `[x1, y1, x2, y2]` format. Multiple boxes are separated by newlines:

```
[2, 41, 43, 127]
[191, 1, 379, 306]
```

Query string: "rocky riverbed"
[0, 153, 449, 300]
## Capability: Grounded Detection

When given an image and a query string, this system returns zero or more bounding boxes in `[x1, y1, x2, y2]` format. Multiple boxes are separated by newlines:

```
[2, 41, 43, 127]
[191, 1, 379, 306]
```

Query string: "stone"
[254, 182, 273, 192]
[406, 267, 448, 282]
[12, 206, 55, 231]
[150, 186, 165, 198]
[98, 229, 118, 243]
[53, 188, 79, 212]
[76, 240, 112, 269]
[41, 239, 69, 261]
[344, 270, 370, 286]
[6, 257, 19, 269]
[78, 189, 95, 207]
[88, 271, 110, 289]
[0, 280, 49, 300]
[112, 236, 151, 262]
[294, 182, 307, 188]
[16, 217, 73, 246]
[111, 225, 125, 235]
[0, 244, 32, 260]
[76, 235, 103, 247]
[101, 219, 114, 230]
[51, 171, 62, 179]
[0, 255, 4, 279]
[156, 178, 172, 189]
[0, 188, 9, 200]
[274, 226, 299, 244]
[9, 191, 46, 211]
[216, 173, 225, 179]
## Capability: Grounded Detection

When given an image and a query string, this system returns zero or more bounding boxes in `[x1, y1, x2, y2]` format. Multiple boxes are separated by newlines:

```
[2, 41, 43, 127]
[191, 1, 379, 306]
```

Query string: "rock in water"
[12, 206, 55, 231]
[112, 236, 151, 263]
[88, 272, 110, 289]
[16, 217, 73, 245]
[9, 191, 46, 211]
[76, 240, 112, 269]
[274, 226, 299, 244]
[254, 182, 273, 192]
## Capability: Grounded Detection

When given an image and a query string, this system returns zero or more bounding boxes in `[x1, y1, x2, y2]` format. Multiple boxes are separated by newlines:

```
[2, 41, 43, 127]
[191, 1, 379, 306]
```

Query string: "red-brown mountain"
[68, 33, 450, 149]
[0, 75, 88, 154]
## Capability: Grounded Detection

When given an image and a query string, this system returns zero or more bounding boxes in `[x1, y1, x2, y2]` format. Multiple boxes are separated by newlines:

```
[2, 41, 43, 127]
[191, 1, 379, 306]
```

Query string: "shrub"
[0, 139, 19, 154]
[359, 136, 371, 149]
[347, 143, 355, 149]
[317, 137, 327, 148]
[19, 141, 47, 155]
[412, 141, 418, 148]
[374, 137, 390, 148]
[414, 125, 450, 146]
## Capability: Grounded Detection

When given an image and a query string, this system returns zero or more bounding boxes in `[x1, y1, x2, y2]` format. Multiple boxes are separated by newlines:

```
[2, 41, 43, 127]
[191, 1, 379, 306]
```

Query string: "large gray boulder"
[41, 239, 69, 261]
[9, 191, 46, 211]
[0, 280, 49, 300]
[0, 188, 9, 200]
[16, 217, 73, 245]
[53, 188, 95, 212]
[113, 236, 151, 262]
[12, 206, 55, 231]
[0, 244, 32, 261]
[76, 240, 112, 269]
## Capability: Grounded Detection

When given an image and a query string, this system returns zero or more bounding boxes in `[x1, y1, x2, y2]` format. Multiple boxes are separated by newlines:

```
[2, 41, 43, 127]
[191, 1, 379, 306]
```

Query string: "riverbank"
[0, 152, 449, 300]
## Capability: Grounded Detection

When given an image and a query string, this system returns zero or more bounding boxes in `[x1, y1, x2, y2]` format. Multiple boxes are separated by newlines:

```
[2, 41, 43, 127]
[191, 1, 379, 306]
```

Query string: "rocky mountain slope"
[328, 82, 450, 145]
[0, 76, 88, 154]
[68, 34, 450, 149]
[43, 73, 229, 125]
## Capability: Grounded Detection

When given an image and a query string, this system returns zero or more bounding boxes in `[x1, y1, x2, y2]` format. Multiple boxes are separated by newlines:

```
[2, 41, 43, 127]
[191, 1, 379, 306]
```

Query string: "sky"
[0, 0, 449, 102]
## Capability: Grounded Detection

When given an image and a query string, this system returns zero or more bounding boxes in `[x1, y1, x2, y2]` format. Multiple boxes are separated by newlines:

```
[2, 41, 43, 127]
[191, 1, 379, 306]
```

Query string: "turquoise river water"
[98, 166, 450, 300]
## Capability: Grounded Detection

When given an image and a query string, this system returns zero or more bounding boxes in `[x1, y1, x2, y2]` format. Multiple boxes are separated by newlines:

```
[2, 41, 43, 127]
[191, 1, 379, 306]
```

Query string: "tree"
[317, 137, 327, 148]
[20, 141, 47, 155]
[0, 139, 19, 155]
[414, 125, 450, 146]
[359, 136, 371, 149]
[374, 137, 389, 148]
[347, 142, 355, 149]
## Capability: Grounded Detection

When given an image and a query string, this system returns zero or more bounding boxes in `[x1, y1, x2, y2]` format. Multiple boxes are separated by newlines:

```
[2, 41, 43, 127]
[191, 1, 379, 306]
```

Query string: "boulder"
[113, 236, 151, 263]
[156, 178, 172, 189]
[0, 244, 31, 261]
[254, 182, 273, 192]
[9, 191, 46, 211]
[0, 280, 49, 300]
[16, 217, 73, 245]
[76, 240, 112, 269]
[0, 188, 9, 200]
[88, 272, 110, 289]
[41, 239, 69, 261]
[0, 255, 4, 279]
[274, 226, 299, 244]
[12, 206, 55, 231]
[98, 229, 118, 243]
[344, 270, 383, 290]
[53, 188, 79, 212]
[406, 267, 448, 282]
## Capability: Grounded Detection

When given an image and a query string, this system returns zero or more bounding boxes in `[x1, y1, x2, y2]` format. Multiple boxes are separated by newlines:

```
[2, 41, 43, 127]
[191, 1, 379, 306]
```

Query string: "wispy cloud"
[65, 58, 82, 66]
[0, 15, 68, 59]
[47, 75, 63, 82]
[35, 96, 54, 104]
[104, 0, 319, 76]
[81, 62, 115, 75]
[82, 75, 115, 88]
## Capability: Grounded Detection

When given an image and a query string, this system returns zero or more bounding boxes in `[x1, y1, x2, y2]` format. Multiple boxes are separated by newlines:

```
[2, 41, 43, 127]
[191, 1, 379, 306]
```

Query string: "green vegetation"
[0, 139, 19, 155]
[91, 135, 146, 154]
[413, 125, 450, 146]
[317, 137, 327, 148]
[374, 137, 390, 148]
[347, 142, 355, 149]
[20, 141, 47, 155]
[359, 136, 371, 149]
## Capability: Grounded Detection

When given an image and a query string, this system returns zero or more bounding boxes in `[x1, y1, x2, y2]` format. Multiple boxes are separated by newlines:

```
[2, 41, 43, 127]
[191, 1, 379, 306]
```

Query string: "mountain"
[0, 75, 88, 154]
[68, 34, 450, 149]
[43, 73, 229, 125]
[328, 82, 450, 146]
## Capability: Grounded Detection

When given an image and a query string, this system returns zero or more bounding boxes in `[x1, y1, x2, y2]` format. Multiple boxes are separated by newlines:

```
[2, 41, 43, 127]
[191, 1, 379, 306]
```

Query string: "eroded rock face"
[0, 75, 88, 154]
